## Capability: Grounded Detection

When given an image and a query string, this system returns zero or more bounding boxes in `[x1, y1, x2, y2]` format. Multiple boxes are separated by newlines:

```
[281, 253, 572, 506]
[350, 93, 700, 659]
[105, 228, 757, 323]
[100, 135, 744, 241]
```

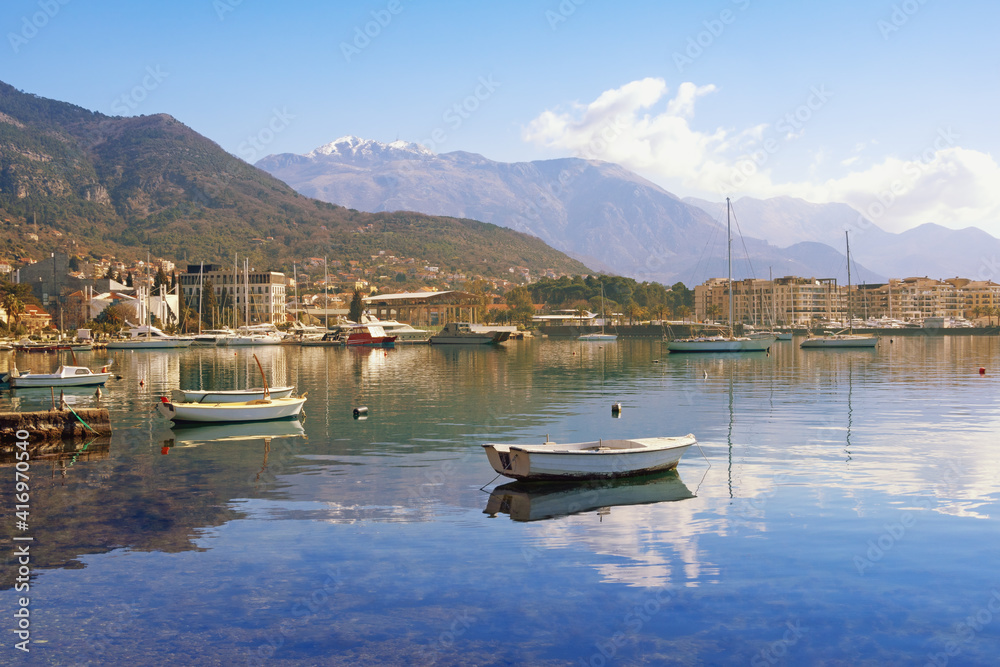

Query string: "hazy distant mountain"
[0, 85, 588, 279]
[684, 196, 1000, 282]
[259, 137, 879, 284]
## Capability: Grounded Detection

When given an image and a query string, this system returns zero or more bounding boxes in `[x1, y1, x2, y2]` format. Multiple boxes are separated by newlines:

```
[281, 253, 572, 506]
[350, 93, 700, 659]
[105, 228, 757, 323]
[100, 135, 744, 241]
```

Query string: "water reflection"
[484, 470, 695, 522]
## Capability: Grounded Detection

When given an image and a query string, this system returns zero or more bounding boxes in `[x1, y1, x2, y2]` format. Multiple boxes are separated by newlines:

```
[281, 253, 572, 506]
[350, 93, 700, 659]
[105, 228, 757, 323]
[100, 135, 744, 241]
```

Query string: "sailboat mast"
[727, 197, 733, 332]
[846, 230, 851, 332]
[324, 255, 329, 330]
[197, 261, 203, 335]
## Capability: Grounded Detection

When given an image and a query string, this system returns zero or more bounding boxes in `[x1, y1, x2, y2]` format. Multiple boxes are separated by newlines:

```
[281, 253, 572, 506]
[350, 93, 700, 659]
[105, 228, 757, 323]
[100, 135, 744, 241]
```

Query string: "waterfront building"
[179, 264, 286, 325]
[363, 290, 485, 326]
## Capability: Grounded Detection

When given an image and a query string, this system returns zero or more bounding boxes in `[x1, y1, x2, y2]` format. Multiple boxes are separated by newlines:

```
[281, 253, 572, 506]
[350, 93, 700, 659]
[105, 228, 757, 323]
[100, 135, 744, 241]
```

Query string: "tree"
[0, 282, 32, 333]
[505, 287, 534, 326]
[349, 288, 365, 323]
[126, 271, 134, 287]
[154, 267, 169, 290]
[201, 278, 218, 329]
[95, 302, 136, 330]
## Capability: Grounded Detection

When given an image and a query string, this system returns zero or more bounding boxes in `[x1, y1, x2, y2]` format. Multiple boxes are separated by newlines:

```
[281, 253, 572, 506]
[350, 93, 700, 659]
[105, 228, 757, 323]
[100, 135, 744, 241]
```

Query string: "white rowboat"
[156, 396, 307, 423]
[482, 434, 697, 481]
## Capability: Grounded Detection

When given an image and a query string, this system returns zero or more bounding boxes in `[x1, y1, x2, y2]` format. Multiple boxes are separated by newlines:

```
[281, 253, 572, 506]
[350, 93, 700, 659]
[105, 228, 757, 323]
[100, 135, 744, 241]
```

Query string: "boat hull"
[156, 396, 307, 423]
[9, 372, 112, 388]
[170, 386, 295, 403]
[800, 335, 878, 348]
[578, 333, 618, 341]
[482, 435, 697, 481]
[666, 337, 772, 352]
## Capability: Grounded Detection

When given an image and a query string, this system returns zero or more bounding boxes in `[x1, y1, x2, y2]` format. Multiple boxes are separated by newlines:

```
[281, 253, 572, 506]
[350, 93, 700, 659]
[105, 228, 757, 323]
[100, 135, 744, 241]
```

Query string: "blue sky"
[3, 0, 999, 235]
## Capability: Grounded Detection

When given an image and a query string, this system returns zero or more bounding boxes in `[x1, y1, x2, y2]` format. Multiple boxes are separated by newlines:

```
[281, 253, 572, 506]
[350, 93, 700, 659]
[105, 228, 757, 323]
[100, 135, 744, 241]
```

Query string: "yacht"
[106, 325, 193, 349]
[429, 322, 510, 345]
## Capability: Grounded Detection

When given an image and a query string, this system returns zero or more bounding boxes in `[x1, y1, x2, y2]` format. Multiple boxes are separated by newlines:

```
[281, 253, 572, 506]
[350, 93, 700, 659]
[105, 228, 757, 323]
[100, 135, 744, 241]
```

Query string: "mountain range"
[0, 82, 588, 282]
[259, 136, 1000, 286]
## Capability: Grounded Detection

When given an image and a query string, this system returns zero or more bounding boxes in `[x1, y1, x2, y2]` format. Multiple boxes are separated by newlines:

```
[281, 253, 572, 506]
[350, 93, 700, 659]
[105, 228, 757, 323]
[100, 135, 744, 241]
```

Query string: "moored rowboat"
[482, 434, 697, 481]
[156, 396, 307, 423]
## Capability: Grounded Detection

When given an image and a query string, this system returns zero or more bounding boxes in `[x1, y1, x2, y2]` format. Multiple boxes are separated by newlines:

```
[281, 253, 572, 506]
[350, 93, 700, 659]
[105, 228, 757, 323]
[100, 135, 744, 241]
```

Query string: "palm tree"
[2, 293, 25, 333]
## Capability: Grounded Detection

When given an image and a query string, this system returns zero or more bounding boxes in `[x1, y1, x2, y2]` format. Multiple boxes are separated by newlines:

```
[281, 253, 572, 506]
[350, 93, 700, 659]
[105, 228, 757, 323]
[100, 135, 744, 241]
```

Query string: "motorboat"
[3, 363, 112, 388]
[368, 319, 432, 343]
[482, 433, 697, 481]
[220, 324, 284, 346]
[190, 329, 235, 346]
[341, 323, 396, 347]
[156, 395, 307, 423]
[169, 386, 295, 403]
[430, 322, 510, 345]
[484, 470, 694, 522]
[106, 325, 193, 349]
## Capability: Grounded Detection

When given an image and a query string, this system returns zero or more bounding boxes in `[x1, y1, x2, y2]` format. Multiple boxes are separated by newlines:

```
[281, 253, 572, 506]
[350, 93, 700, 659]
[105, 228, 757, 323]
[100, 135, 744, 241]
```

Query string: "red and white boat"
[342, 324, 397, 347]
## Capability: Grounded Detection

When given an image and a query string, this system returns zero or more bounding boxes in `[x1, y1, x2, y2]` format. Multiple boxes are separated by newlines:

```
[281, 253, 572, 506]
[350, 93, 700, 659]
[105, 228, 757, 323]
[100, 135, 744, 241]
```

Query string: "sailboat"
[800, 231, 878, 349]
[578, 283, 617, 341]
[667, 198, 774, 353]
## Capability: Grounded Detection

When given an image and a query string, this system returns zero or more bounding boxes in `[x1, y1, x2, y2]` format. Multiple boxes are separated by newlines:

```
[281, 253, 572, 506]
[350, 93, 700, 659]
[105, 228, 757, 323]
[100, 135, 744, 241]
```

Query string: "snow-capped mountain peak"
[308, 135, 432, 160]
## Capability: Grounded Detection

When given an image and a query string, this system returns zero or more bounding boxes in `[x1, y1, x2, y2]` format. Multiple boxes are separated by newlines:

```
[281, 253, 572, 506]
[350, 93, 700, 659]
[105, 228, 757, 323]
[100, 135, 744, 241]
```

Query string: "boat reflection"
[484, 469, 695, 522]
[168, 418, 306, 449]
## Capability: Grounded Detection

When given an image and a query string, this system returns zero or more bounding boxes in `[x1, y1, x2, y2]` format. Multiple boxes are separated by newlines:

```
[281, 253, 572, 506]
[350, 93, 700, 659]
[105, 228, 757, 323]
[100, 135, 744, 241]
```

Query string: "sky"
[3, 0, 1000, 236]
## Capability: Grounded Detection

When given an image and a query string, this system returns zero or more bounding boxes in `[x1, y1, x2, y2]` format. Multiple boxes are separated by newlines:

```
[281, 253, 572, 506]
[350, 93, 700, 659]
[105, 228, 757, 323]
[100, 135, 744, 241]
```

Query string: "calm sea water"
[3, 336, 1000, 665]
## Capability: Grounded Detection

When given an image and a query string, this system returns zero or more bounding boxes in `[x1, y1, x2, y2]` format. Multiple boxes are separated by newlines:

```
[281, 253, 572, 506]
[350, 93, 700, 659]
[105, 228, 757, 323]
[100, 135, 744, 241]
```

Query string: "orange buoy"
[979, 367, 986, 375]
[161, 446, 169, 455]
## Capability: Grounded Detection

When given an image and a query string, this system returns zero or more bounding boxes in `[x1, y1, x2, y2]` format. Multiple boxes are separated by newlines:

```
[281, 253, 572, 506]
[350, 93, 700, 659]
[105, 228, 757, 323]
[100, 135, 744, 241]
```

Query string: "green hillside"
[0, 81, 590, 279]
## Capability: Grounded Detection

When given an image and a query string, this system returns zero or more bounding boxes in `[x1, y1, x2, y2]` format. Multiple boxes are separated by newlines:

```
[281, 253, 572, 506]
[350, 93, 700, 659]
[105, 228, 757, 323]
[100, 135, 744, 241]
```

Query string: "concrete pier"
[0, 408, 112, 442]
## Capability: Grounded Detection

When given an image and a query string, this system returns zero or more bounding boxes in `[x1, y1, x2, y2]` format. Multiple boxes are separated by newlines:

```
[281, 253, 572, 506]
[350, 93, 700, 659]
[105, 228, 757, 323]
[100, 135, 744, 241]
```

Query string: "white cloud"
[522, 79, 1000, 236]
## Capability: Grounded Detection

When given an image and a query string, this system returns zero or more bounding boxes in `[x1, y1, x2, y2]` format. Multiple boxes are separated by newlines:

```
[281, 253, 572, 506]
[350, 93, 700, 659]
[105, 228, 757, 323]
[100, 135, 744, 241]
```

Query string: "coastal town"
[2, 249, 1000, 338]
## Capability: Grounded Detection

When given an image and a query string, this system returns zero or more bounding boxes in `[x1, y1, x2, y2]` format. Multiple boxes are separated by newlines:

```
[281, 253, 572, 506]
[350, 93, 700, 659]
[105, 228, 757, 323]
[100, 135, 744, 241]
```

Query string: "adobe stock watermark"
[751, 619, 805, 667]
[213, 0, 244, 21]
[673, 0, 752, 73]
[581, 587, 675, 666]
[853, 499, 932, 575]
[847, 126, 958, 237]
[110, 66, 169, 115]
[878, 0, 931, 40]
[926, 587, 1000, 667]
[545, 0, 587, 31]
[513, 112, 627, 231]
[8, 0, 72, 54]
[415, 608, 479, 664]
[340, 0, 404, 62]
[717, 85, 832, 195]
[238, 108, 295, 163]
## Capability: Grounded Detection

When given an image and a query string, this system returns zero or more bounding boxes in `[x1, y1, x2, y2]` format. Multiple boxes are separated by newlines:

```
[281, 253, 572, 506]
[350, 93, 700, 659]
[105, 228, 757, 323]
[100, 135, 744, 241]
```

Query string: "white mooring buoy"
[353, 406, 369, 418]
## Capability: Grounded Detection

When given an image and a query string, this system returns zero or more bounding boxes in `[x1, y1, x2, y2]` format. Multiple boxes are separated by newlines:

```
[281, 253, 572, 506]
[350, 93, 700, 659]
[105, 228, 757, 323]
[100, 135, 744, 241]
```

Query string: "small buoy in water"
[653, 359, 660, 363]
[353, 406, 369, 418]
[139, 379, 144, 387]
[979, 367, 986, 375]
[94, 387, 102, 400]
[703, 370, 708, 379]
[611, 402, 622, 413]
[161, 446, 169, 456]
